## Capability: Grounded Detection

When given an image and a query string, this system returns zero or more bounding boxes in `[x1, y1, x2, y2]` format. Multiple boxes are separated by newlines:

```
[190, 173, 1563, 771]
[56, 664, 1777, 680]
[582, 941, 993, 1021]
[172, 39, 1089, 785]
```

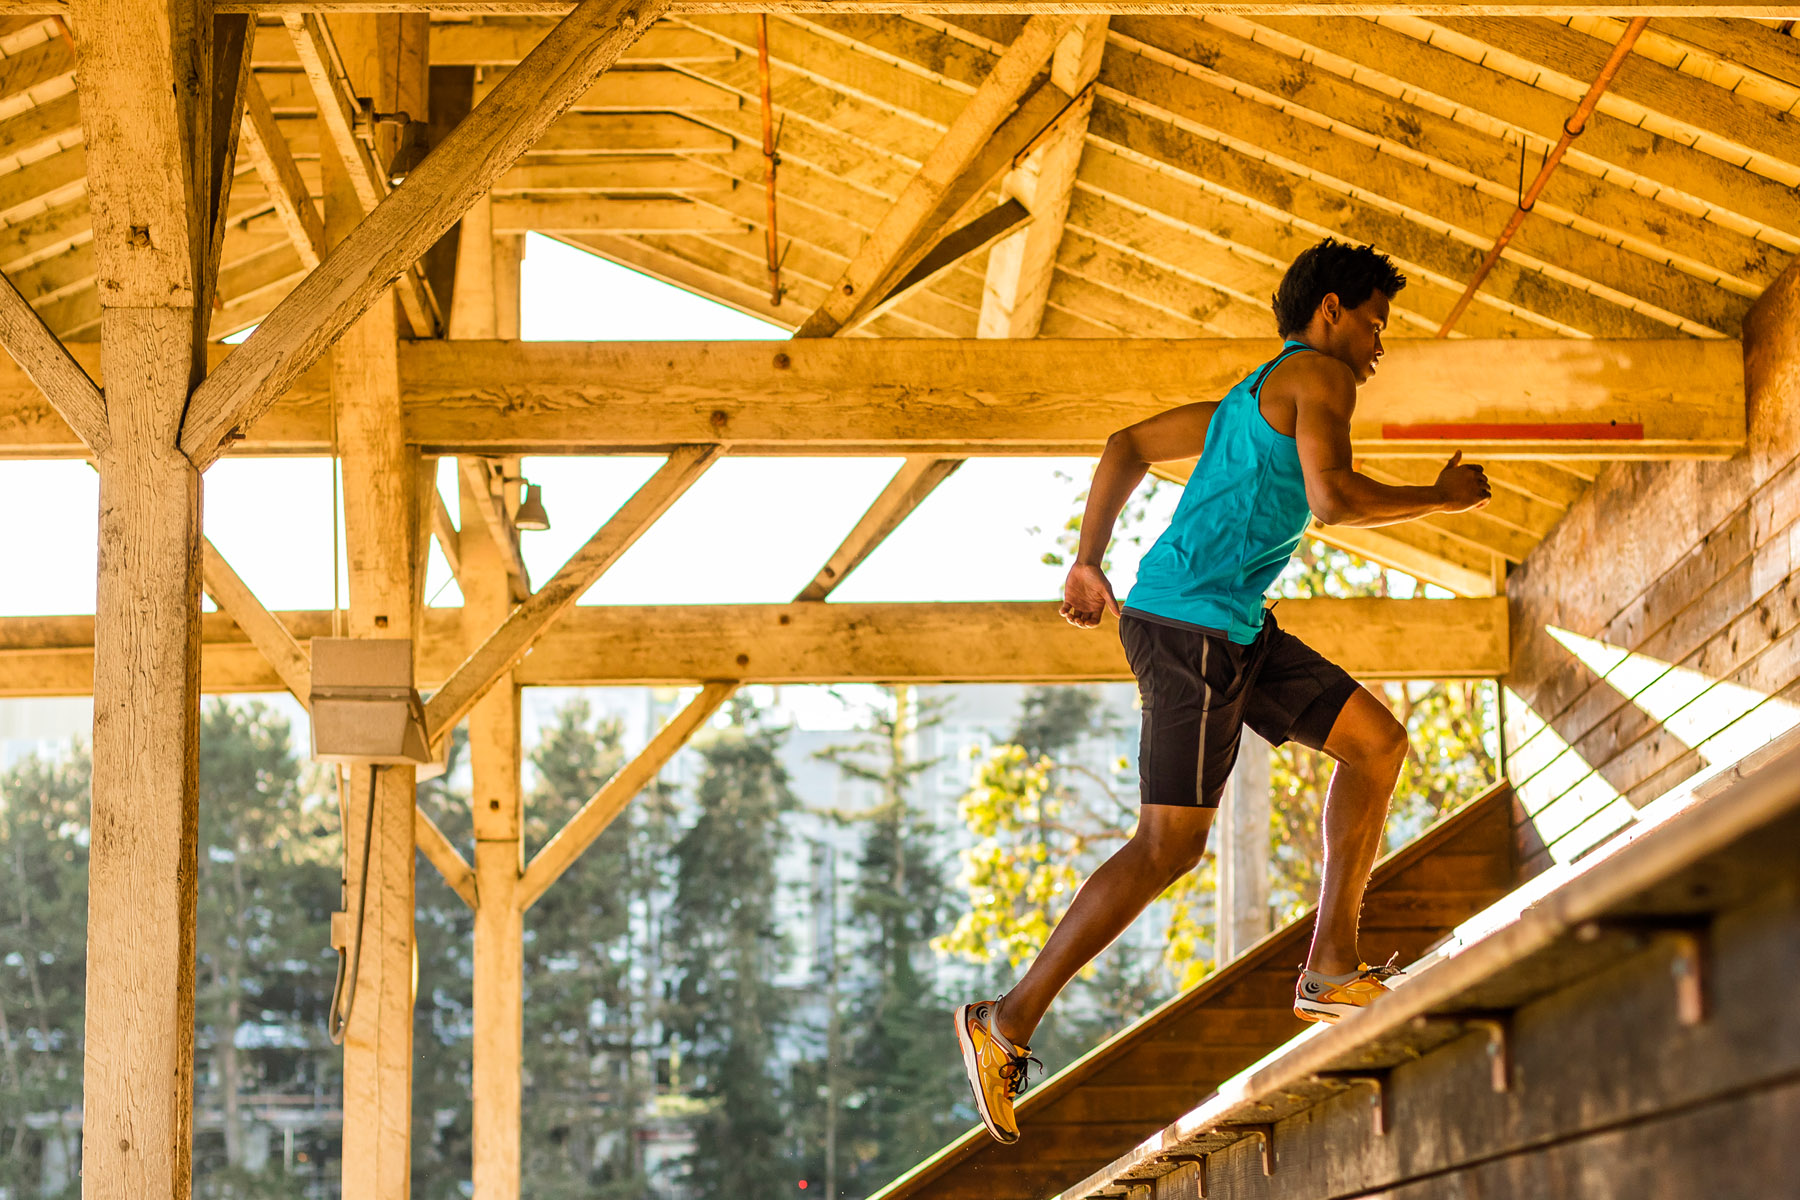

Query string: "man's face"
[1324, 291, 1389, 384]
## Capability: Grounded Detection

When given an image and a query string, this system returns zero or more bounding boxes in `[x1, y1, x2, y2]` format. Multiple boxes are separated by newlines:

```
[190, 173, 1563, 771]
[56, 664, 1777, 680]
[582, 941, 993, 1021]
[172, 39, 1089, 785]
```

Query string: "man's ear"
[1319, 292, 1342, 326]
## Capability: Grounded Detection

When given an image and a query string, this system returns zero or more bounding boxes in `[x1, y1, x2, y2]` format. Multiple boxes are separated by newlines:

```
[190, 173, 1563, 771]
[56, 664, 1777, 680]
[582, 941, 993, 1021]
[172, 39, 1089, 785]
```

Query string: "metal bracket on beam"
[1414, 1010, 1512, 1092]
[1165, 1154, 1208, 1197]
[1313, 1068, 1392, 1135]
[1219, 1123, 1275, 1175]
[1578, 915, 1712, 1026]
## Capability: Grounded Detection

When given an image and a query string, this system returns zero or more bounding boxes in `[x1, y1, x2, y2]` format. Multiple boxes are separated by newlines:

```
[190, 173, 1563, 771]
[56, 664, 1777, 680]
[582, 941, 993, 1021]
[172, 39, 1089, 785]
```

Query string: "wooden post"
[1218, 729, 1272, 962]
[461, 410, 526, 1200]
[324, 16, 428, 1200]
[72, 1, 214, 1196]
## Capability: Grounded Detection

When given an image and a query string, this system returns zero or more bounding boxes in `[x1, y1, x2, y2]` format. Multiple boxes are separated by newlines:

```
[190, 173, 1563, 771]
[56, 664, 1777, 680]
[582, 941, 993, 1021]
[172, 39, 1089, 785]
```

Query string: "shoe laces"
[996, 1046, 1043, 1100]
[1360, 952, 1404, 982]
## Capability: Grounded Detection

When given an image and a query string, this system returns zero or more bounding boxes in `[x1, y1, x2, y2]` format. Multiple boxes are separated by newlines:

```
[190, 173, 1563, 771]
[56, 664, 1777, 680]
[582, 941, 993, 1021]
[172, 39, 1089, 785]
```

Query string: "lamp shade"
[514, 482, 551, 531]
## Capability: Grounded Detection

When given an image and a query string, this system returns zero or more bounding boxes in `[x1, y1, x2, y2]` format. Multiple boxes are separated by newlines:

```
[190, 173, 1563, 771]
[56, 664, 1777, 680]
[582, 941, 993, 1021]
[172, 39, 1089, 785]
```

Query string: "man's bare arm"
[1062, 402, 1216, 628]
[1291, 358, 1490, 527]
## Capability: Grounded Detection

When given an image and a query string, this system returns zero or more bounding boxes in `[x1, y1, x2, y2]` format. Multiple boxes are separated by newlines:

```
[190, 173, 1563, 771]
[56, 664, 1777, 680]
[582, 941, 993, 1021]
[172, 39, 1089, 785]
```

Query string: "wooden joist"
[489, 195, 750, 234]
[177, 0, 674, 471]
[796, 13, 1075, 337]
[0, 338, 1742, 460]
[0, 264, 105, 451]
[0, 597, 1511, 694]
[2, 2, 1785, 16]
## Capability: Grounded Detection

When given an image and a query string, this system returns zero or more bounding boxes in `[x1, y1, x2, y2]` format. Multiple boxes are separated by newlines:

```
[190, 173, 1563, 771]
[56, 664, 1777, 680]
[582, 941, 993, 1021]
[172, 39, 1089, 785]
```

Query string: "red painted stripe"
[1381, 422, 1645, 441]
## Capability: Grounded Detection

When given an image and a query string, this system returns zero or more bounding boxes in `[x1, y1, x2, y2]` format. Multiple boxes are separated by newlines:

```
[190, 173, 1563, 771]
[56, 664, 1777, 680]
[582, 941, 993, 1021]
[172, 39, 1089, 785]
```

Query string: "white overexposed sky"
[0, 234, 1177, 619]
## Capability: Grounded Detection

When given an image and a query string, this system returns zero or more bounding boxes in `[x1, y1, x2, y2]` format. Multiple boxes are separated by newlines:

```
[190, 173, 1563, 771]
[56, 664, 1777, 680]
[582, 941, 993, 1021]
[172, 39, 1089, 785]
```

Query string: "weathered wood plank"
[0, 263, 105, 450]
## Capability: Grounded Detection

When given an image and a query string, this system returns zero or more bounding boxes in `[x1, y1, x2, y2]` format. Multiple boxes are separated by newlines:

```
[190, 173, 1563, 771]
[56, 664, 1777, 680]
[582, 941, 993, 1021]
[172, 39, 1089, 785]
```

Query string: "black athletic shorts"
[1119, 607, 1361, 808]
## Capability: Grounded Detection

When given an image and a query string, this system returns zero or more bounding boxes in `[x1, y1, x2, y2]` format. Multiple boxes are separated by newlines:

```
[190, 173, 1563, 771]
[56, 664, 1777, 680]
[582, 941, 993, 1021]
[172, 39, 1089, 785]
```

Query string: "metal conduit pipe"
[1435, 17, 1650, 339]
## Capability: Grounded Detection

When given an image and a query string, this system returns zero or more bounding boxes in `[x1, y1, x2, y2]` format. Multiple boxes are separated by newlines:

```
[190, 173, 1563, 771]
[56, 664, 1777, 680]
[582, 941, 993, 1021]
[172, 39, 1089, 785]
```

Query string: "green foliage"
[666, 697, 797, 1200]
[0, 747, 90, 1200]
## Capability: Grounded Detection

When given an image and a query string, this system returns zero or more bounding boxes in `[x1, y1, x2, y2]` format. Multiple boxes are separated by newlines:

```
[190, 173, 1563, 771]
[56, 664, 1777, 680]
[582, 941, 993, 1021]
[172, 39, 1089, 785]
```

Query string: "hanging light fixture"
[514, 482, 551, 532]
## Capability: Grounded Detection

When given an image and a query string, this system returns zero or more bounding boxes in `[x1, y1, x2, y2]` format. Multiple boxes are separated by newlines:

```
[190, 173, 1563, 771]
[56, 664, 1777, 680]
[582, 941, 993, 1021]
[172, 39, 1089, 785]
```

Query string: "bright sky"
[0, 234, 1177, 618]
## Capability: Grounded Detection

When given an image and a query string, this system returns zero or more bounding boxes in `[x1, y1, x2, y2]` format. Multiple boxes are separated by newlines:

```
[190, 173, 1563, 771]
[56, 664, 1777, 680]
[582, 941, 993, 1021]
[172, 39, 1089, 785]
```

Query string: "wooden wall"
[1502, 263, 1800, 876]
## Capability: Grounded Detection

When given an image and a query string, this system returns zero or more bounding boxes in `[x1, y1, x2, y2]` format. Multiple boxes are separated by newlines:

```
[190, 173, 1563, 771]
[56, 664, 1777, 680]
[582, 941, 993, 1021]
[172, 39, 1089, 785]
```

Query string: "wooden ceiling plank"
[1053, 226, 1276, 338]
[239, 71, 326, 268]
[564, 230, 803, 328]
[180, 0, 674, 472]
[494, 156, 728, 192]
[0, 145, 85, 225]
[1653, 18, 1800, 92]
[1115, 16, 1780, 296]
[0, 90, 78, 162]
[1252, 16, 1800, 248]
[1360, 457, 1563, 539]
[1310, 523, 1498, 597]
[1066, 162, 1543, 341]
[1434, 17, 1800, 179]
[980, 17, 1106, 338]
[0, 36, 70, 103]
[796, 14, 1076, 337]
[1098, 39, 1750, 336]
[1087, 100, 1673, 341]
[1479, 461, 1590, 510]
[490, 194, 751, 234]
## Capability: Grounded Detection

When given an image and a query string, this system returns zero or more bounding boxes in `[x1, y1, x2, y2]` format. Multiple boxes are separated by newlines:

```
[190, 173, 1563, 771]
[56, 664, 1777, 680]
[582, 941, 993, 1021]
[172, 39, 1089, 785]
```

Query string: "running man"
[954, 240, 1493, 1145]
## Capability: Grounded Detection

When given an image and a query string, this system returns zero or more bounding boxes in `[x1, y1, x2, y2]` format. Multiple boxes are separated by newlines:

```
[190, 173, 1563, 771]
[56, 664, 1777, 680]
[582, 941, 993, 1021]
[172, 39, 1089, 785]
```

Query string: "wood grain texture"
[179, 0, 671, 470]
[415, 805, 477, 908]
[0, 597, 1510, 693]
[0, 265, 106, 451]
[424, 443, 720, 738]
[241, 72, 327, 268]
[796, 13, 1073, 337]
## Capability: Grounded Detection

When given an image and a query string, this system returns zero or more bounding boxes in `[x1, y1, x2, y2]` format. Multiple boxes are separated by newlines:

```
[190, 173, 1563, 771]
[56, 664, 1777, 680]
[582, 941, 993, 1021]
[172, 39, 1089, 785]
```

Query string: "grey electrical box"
[309, 638, 434, 766]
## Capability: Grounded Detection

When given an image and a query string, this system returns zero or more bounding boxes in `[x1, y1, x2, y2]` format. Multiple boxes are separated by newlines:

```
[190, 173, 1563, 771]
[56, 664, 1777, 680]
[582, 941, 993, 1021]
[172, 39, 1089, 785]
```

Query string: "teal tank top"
[1124, 341, 1317, 645]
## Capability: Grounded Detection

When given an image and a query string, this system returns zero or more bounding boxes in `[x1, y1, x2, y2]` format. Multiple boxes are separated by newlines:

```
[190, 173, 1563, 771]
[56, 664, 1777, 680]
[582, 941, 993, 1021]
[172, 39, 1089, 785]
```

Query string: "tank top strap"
[1248, 341, 1319, 401]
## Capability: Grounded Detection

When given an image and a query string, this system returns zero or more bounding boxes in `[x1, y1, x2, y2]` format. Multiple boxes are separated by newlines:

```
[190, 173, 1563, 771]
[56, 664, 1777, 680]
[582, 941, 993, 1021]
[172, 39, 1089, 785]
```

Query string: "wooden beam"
[69, 0, 212, 1195]
[282, 13, 438, 336]
[489, 195, 750, 234]
[980, 18, 1107, 340]
[0, 267, 105, 452]
[493, 156, 729, 193]
[795, 455, 962, 601]
[431, 487, 463, 582]
[516, 680, 735, 911]
[0, 598, 1510, 693]
[0, 2, 1754, 19]
[0, 338, 1747, 460]
[424, 443, 720, 739]
[178, 0, 672, 472]
[459, 456, 531, 597]
[795, 14, 1074, 338]
[200, 14, 255, 318]
[1310, 522, 1499, 598]
[241, 72, 327, 269]
[865, 199, 1031, 327]
[200, 536, 312, 702]
[415, 805, 477, 908]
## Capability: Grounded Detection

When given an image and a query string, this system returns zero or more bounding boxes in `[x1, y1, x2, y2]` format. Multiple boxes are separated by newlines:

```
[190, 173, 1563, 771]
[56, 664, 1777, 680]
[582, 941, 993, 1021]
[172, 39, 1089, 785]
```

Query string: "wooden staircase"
[876, 780, 1523, 1200]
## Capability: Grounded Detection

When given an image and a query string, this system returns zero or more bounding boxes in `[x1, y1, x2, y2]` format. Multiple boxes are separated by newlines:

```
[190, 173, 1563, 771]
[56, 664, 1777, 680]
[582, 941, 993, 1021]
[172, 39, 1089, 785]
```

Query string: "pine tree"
[815, 688, 962, 1195]
[666, 697, 795, 1200]
[0, 747, 90, 1199]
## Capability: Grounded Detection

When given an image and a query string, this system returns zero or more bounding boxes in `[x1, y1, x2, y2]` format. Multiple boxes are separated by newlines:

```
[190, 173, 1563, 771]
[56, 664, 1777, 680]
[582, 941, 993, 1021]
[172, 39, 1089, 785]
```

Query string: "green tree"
[0, 746, 90, 1199]
[193, 700, 339, 1200]
[665, 697, 796, 1200]
[804, 688, 961, 1196]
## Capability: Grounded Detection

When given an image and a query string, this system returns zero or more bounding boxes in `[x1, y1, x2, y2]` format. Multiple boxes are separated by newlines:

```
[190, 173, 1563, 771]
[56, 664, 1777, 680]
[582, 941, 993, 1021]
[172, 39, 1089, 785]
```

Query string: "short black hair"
[1271, 239, 1406, 337]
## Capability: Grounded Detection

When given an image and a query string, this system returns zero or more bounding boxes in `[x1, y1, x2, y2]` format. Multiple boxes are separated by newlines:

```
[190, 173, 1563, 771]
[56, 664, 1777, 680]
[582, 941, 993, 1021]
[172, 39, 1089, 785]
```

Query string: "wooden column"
[72, 1, 215, 1196]
[462, 464, 525, 1200]
[447, 70, 524, 343]
[1217, 729, 1272, 963]
[325, 16, 428, 1200]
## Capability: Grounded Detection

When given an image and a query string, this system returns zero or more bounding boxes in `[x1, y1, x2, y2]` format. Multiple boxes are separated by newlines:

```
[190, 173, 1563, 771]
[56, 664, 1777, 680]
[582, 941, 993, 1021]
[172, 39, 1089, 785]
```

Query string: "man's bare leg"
[992, 805, 1215, 1049]
[1305, 688, 1409, 976]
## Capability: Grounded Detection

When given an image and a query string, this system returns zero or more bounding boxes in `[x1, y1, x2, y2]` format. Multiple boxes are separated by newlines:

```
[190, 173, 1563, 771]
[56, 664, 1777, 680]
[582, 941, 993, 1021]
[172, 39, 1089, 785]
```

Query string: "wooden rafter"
[415, 805, 478, 908]
[240, 71, 327, 268]
[0, 265, 105, 450]
[516, 680, 736, 911]
[423, 443, 721, 739]
[178, 0, 673, 471]
[0, 598, 1511, 692]
[795, 13, 1075, 337]
[795, 455, 963, 602]
[0, 338, 1746, 460]
[430, 486, 463, 584]
[980, 17, 1107, 339]
[459, 456, 532, 598]
[200, 536, 312, 703]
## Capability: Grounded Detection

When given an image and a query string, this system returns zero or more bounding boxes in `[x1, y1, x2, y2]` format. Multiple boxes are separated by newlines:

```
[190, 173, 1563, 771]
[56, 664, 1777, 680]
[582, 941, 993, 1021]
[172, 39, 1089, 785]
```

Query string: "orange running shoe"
[953, 998, 1040, 1143]
[1293, 955, 1404, 1024]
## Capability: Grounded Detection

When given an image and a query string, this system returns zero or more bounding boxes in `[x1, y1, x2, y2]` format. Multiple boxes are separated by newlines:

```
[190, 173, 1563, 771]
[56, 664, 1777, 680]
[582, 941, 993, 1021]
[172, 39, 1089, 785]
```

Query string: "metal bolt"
[736, 653, 750, 667]
[841, 282, 854, 296]
[709, 410, 729, 431]
[772, 352, 791, 370]
[128, 226, 150, 248]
